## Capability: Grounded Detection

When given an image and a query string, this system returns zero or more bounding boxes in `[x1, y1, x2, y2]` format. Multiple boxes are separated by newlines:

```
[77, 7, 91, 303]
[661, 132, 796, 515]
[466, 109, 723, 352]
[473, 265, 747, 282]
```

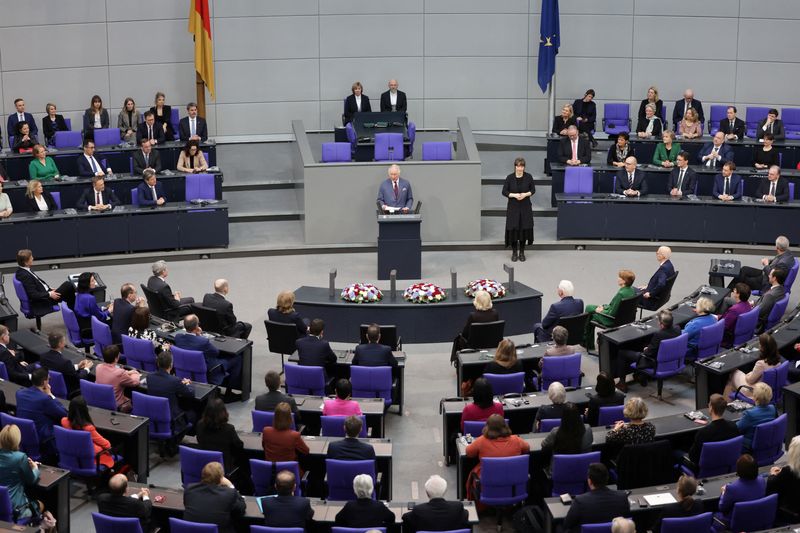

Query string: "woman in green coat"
[27, 144, 60, 181]
[652, 130, 681, 168]
[584, 269, 637, 351]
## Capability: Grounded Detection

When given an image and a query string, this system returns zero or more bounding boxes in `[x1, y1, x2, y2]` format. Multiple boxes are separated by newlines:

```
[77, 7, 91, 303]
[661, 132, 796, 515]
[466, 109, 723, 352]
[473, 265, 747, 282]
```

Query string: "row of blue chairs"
[321, 134, 454, 162]
[284, 363, 394, 409]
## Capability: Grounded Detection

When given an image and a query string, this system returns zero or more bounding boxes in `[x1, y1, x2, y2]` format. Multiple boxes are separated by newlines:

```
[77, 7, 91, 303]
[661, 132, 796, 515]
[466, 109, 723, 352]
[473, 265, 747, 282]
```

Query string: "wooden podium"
[377, 214, 421, 280]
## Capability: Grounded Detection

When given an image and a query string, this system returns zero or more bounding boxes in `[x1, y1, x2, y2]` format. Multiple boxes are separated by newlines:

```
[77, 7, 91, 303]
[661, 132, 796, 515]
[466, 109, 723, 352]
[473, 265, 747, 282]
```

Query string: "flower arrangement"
[465, 279, 507, 299]
[341, 283, 383, 303]
[403, 282, 447, 304]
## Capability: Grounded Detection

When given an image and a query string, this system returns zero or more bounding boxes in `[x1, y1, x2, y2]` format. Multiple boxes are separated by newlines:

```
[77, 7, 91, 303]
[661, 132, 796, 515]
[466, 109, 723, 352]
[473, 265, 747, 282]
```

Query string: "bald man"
[380, 79, 407, 113]
[202, 279, 251, 339]
[97, 474, 153, 531]
[638, 246, 675, 309]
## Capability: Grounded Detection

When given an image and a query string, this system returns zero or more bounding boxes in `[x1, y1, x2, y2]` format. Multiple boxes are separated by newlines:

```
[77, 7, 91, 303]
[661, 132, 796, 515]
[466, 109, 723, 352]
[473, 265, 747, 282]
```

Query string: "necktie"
[89, 156, 97, 173]
[144, 153, 149, 166]
[769, 123, 773, 133]
[18, 113, 23, 122]
[190, 119, 196, 137]
[770, 182, 776, 198]
[148, 126, 153, 140]
[571, 141, 577, 160]
[393, 181, 398, 200]
[730, 120, 734, 133]
[724, 177, 729, 196]
[95, 191, 100, 205]
[677, 169, 685, 190]
[151, 186, 157, 201]
[628, 173, 633, 186]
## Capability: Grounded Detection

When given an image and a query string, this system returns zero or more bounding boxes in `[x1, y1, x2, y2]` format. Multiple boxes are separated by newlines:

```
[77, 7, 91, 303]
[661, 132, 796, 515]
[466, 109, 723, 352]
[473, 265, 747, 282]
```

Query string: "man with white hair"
[145, 260, 194, 320]
[534, 382, 567, 430]
[402, 475, 470, 532]
[334, 474, 395, 527]
[377, 164, 413, 213]
[558, 125, 591, 166]
[672, 88, 704, 126]
[731, 235, 794, 293]
[202, 279, 251, 339]
[380, 79, 407, 113]
[534, 280, 584, 342]
[638, 246, 675, 310]
[611, 517, 635, 533]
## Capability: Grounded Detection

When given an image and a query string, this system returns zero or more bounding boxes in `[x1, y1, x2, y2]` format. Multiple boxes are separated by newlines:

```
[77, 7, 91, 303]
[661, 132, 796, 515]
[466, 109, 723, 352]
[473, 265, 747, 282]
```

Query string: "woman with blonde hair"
[653, 130, 682, 167]
[552, 103, 576, 136]
[637, 86, 663, 123]
[149, 91, 174, 140]
[766, 435, 800, 515]
[0, 424, 56, 529]
[452, 289, 501, 364]
[28, 144, 59, 181]
[267, 291, 307, 337]
[606, 397, 655, 445]
[724, 334, 782, 399]
[679, 108, 702, 138]
[736, 382, 777, 450]
[117, 97, 138, 143]
[344, 81, 372, 124]
[24, 180, 58, 212]
[683, 297, 717, 358]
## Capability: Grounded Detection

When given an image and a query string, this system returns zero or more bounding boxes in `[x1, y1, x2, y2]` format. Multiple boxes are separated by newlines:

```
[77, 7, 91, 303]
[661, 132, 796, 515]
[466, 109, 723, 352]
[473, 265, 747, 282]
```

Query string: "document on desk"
[643, 493, 677, 506]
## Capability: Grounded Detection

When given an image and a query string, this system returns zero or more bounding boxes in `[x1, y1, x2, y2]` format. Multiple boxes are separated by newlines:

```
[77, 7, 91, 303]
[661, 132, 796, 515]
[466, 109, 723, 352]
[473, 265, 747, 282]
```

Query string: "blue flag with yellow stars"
[537, 0, 560, 93]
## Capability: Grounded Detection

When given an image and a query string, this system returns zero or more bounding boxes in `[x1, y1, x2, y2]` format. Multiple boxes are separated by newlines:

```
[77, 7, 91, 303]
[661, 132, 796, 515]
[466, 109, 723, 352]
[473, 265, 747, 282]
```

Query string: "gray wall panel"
[211, 0, 319, 17]
[319, 15, 423, 57]
[559, 0, 633, 15]
[736, 19, 799, 62]
[634, 0, 735, 16]
[558, 15, 634, 58]
[106, 0, 188, 21]
[425, 0, 529, 14]
[735, 63, 800, 106]
[552, 58, 633, 102]
[215, 60, 320, 104]
[3, 67, 110, 114]
[108, 63, 196, 115]
[425, 15, 529, 56]
[320, 0, 423, 15]
[424, 100, 528, 130]
[214, 17, 320, 61]
[425, 58, 528, 99]
[739, 0, 800, 19]
[0, 0, 105, 27]
[318, 58, 423, 101]
[0, 24, 108, 71]
[108, 21, 195, 65]
[215, 103, 321, 136]
[631, 59, 738, 104]
[527, 99, 551, 131]
[633, 17, 738, 60]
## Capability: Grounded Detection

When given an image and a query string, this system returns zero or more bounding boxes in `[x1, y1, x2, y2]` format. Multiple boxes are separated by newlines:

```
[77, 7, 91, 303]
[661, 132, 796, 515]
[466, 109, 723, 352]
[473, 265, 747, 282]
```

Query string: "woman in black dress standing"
[502, 157, 535, 262]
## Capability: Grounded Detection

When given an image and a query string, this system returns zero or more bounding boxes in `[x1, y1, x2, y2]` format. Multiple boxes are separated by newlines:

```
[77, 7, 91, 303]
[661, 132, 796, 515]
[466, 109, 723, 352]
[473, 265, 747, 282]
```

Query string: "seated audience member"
[552, 104, 577, 136]
[255, 370, 298, 416]
[652, 130, 681, 168]
[7, 98, 38, 141]
[402, 475, 470, 533]
[754, 132, 779, 169]
[605, 397, 656, 446]
[137, 169, 167, 206]
[380, 79, 407, 113]
[183, 461, 246, 533]
[353, 323, 399, 371]
[612, 517, 635, 533]
[24, 180, 58, 212]
[736, 382, 777, 450]
[615, 310, 680, 392]
[585, 371, 625, 426]
[335, 473, 395, 527]
[543, 326, 584, 361]
[720, 106, 745, 141]
[757, 165, 790, 203]
[261, 402, 308, 462]
[461, 289, 500, 343]
[755, 268, 788, 333]
[718, 283, 753, 348]
[725, 333, 781, 399]
[42, 103, 68, 145]
[666, 152, 696, 197]
[614, 156, 647, 197]
[296, 318, 336, 376]
[534, 382, 567, 430]
[715, 454, 766, 528]
[77, 175, 120, 212]
[175, 314, 242, 399]
[146, 350, 196, 435]
[111, 283, 144, 343]
[12, 122, 37, 153]
[0, 326, 31, 386]
[757, 108, 785, 141]
[638, 86, 663, 123]
[713, 161, 743, 201]
[95, 345, 141, 413]
[343, 81, 371, 125]
[132, 138, 162, 175]
[327, 415, 375, 461]
[176, 139, 208, 173]
[150, 91, 175, 140]
[584, 269, 637, 351]
[607, 132, 635, 168]
[267, 290, 308, 337]
[563, 462, 630, 533]
[261, 469, 314, 529]
[60, 396, 113, 469]
[98, 474, 152, 532]
[540, 402, 593, 472]
[128, 307, 160, 344]
[572, 89, 597, 146]
[76, 140, 106, 178]
[82, 94, 109, 141]
[196, 398, 244, 474]
[0, 182, 10, 218]
[638, 246, 675, 309]
[15, 368, 67, 459]
[464, 415, 530, 500]
[732, 235, 794, 293]
[28, 144, 60, 181]
[652, 475, 704, 533]
[534, 280, 584, 342]
[699, 131, 733, 169]
[179, 102, 208, 142]
[117, 97, 138, 143]
[679, 108, 702, 139]
[40, 331, 93, 395]
[146, 260, 193, 318]
[766, 435, 800, 516]
[683, 297, 718, 358]
[636, 103, 662, 138]
[15, 249, 76, 312]
[323, 379, 362, 416]
[0, 162, 6, 182]
[460, 377, 503, 432]
[202, 279, 252, 339]
[136, 111, 166, 146]
[484, 338, 524, 377]
[558, 125, 591, 166]
[0, 424, 54, 526]
[685, 394, 739, 468]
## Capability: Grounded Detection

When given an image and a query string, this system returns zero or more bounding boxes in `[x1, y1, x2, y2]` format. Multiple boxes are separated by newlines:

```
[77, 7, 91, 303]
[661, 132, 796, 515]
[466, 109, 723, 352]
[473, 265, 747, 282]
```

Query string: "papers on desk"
[384, 206, 400, 213]
[643, 493, 677, 506]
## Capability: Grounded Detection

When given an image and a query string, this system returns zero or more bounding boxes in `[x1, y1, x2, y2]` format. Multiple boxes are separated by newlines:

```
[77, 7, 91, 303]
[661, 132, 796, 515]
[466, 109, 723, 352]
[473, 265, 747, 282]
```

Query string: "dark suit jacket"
[586, 391, 626, 426]
[0, 344, 31, 386]
[76, 154, 105, 177]
[756, 178, 790, 203]
[179, 116, 209, 142]
[254, 390, 298, 416]
[136, 182, 167, 207]
[327, 437, 376, 461]
[25, 191, 58, 212]
[7, 112, 38, 141]
[644, 260, 676, 298]
[76, 187, 120, 210]
[202, 293, 238, 335]
[183, 483, 246, 533]
[295, 335, 336, 374]
[688, 418, 740, 466]
[615, 169, 648, 195]
[558, 137, 591, 164]
[564, 486, 631, 533]
[698, 142, 734, 168]
[636, 116, 663, 137]
[713, 173, 743, 200]
[402, 498, 470, 533]
[42, 114, 68, 143]
[146, 276, 181, 311]
[638, 99, 663, 123]
[572, 98, 596, 129]
[672, 99, 705, 126]
[344, 94, 372, 124]
[335, 497, 395, 527]
[132, 149, 162, 175]
[541, 297, 585, 333]
[110, 298, 135, 343]
[642, 325, 681, 357]
[261, 494, 314, 528]
[719, 117, 745, 140]
[146, 369, 195, 431]
[97, 493, 152, 532]
[15, 268, 56, 315]
[352, 342, 398, 370]
[756, 284, 787, 332]
[15, 386, 67, 451]
[667, 167, 697, 195]
[135, 122, 166, 146]
[380, 90, 407, 113]
[195, 420, 243, 472]
[462, 309, 501, 339]
[267, 308, 307, 338]
[40, 350, 88, 394]
[82, 109, 110, 134]
[174, 332, 220, 363]
[757, 118, 785, 141]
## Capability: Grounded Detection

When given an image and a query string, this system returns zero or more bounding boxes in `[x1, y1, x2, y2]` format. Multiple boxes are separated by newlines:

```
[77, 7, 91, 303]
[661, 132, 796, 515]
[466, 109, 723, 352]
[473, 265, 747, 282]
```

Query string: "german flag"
[189, 0, 215, 99]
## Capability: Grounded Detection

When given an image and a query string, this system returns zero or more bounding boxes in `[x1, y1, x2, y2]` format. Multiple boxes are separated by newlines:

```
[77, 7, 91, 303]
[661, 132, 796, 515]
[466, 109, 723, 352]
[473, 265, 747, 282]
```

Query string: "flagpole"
[547, 73, 556, 132]
[196, 72, 207, 118]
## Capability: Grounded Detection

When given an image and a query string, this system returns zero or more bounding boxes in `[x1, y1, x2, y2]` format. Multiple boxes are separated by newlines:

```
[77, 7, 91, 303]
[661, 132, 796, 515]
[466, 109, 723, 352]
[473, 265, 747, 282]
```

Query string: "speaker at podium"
[377, 201, 422, 280]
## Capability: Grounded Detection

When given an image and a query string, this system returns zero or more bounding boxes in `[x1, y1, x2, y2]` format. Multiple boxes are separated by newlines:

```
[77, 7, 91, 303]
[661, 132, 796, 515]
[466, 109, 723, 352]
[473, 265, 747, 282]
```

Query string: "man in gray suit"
[731, 235, 795, 293]
[756, 268, 787, 333]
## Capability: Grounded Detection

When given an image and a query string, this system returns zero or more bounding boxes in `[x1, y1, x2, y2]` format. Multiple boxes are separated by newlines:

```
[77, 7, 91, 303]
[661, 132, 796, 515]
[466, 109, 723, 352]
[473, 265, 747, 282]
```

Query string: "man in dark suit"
[174, 314, 242, 397]
[756, 268, 787, 333]
[146, 260, 193, 319]
[615, 310, 680, 391]
[667, 152, 697, 196]
[296, 318, 337, 376]
[377, 164, 413, 213]
[534, 280, 584, 342]
[402, 475, 470, 533]
[558, 126, 591, 165]
[713, 161, 743, 201]
[756, 165, 790, 203]
[137, 169, 168, 207]
[16, 368, 68, 460]
[756, 108, 785, 141]
[261, 470, 314, 529]
[40, 331, 93, 395]
[7, 98, 38, 145]
[254, 370, 298, 418]
[343, 82, 371, 125]
[179, 102, 208, 142]
[97, 474, 153, 532]
[685, 394, 740, 467]
[202, 279, 251, 339]
[136, 111, 166, 146]
[719, 106, 745, 141]
[15, 249, 76, 316]
[183, 462, 246, 533]
[563, 463, 630, 533]
[615, 156, 647, 196]
[334, 473, 395, 527]
[352, 323, 399, 371]
[0, 325, 31, 386]
[672, 89, 705, 126]
[638, 246, 675, 310]
[732, 235, 794, 293]
[379, 79, 408, 113]
[146, 350, 196, 435]
[132, 139, 162, 175]
[698, 131, 734, 170]
[76, 140, 107, 178]
[76, 176, 120, 211]
[327, 416, 376, 461]
[110, 283, 144, 343]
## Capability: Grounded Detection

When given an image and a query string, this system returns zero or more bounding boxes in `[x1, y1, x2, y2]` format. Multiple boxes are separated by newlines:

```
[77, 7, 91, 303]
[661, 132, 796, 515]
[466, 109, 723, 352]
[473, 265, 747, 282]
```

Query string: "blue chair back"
[782, 107, 800, 139]
[541, 353, 582, 389]
[597, 405, 626, 426]
[765, 293, 790, 330]
[54, 425, 101, 477]
[80, 380, 117, 410]
[345, 123, 357, 154]
[179, 445, 223, 487]
[251, 410, 296, 432]
[696, 319, 725, 358]
[170, 108, 180, 139]
[463, 418, 510, 437]
[538, 419, 561, 433]
[92, 512, 144, 533]
[483, 372, 525, 395]
[407, 122, 416, 157]
[332, 529, 387, 533]
[60, 302, 92, 347]
[733, 305, 759, 345]
[91, 316, 113, 358]
[325, 459, 376, 500]
[121, 335, 157, 372]
[374, 133, 404, 161]
[697, 435, 743, 477]
[751, 413, 787, 466]
[321, 142, 352, 162]
[786, 258, 800, 292]
[654, 333, 688, 375]
[0, 413, 41, 461]
[169, 517, 218, 533]
[48, 370, 69, 399]
[564, 166, 593, 194]
[581, 523, 612, 533]
[745, 107, 771, 138]
[729, 493, 778, 533]
[660, 512, 712, 533]
[602, 103, 631, 134]
[350, 365, 392, 406]
[0, 362, 7, 381]
[51, 191, 61, 209]
[54, 130, 82, 149]
[252, 527, 302, 533]
[94, 128, 121, 147]
[321, 415, 367, 437]
[185, 173, 215, 201]
[131, 391, 173, 440]
[551, 451, 601, 496]
[64, 117, 72, 130]
[249, 459, 302, 496]
[284, 363, 325, 395]
[708, 105, 728, 135]
[740, 360, 790, 407]
[130, 188, 139, 207]
[421, 142, 452, 161]
[171, 346, 210, 382]
[479, 454, 529, 505]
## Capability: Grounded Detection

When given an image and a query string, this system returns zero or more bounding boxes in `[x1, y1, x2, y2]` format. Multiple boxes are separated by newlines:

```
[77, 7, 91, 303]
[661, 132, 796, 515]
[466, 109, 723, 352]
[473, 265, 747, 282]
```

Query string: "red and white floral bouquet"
[403, 282, 447, 304]
[465, 279, 507, 299]
[341, 283, 383, 303]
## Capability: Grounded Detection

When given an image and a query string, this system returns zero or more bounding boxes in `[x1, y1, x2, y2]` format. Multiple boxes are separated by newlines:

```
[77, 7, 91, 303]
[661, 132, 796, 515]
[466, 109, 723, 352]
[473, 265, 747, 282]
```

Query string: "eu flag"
[537, 0, 560, 93]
